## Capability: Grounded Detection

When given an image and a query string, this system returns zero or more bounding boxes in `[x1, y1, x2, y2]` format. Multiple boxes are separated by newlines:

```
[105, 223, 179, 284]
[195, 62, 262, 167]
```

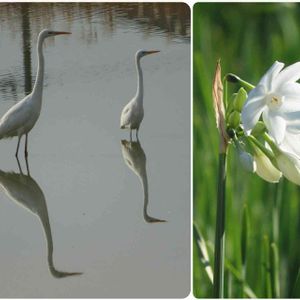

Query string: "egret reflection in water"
[0, 167, 82, 278]
[121, 139, 166, 223]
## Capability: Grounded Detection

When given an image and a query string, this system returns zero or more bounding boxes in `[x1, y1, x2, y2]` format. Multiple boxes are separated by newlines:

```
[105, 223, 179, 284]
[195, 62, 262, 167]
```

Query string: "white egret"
[120, 49, 160, 139]
[0, 29, 71, 157]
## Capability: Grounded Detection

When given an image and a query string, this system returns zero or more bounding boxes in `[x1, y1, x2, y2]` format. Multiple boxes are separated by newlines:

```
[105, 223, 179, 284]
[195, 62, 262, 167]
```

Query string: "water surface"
[0, 3, 190, 297]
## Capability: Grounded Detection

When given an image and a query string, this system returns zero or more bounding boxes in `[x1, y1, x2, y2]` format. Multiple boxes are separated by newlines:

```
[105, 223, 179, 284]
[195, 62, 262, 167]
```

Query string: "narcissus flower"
[264, 133, 300, 185]
[276, 150, 300, 185]
[253, 148, 282, 183]
[242, 61, 300, 144]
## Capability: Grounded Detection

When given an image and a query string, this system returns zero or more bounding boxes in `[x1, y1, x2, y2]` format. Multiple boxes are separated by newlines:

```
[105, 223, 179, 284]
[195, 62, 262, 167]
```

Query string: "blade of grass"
[270, 242, 280, 297]
[291, 268, 300, 297]
[207, 241, 257, 298]
[262, 235, 272, 298]
[241, 204, 249, 297]
[193, 223, 214, 283]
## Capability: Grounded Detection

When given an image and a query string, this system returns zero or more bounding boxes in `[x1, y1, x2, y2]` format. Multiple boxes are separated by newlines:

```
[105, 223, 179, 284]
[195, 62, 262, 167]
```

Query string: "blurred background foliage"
[194, 3, 300, 298]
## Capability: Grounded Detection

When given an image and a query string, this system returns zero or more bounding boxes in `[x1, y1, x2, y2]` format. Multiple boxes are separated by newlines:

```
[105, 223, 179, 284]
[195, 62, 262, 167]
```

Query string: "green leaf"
[270, 242, 280, 298]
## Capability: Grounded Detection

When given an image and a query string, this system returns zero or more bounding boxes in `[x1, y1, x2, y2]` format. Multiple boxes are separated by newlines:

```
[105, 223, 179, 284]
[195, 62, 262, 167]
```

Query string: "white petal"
[284, 116, 300, 134]
[277, 150, 300, 185]
[262, 110, 286, 144]
[276, 82, 300, 98]
[274, 61, 300, 88]
[254, 151, 282, 183]
[275, 82, 300, 114]
[241, 85, 266, 133]
[280, 131, 300, 157]
[281, 100, 300, 114]
[259, 61, 284, 90]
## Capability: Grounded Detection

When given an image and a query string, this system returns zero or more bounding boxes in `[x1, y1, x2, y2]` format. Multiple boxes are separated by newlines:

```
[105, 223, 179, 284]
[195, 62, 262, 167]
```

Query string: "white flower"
[276, 150, 300, 185]
[241, 61, 300, 144]
[253, 148, 282, 183]
[279, 130, 300, 158]
[266, 133, 300, 185]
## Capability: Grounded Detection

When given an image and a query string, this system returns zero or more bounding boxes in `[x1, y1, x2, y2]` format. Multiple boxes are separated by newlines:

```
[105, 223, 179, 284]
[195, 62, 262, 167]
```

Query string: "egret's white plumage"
[120, 49, 160, 139]
[0, 29, 71, 157]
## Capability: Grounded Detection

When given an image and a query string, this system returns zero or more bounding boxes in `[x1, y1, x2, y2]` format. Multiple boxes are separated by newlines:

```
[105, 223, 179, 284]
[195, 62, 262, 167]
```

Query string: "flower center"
[266, 93, 284, 110]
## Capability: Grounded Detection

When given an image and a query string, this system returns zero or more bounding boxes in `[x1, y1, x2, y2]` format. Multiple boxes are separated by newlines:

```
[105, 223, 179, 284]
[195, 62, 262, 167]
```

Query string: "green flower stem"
[263, 132, 281, 156]
[213, 152, 227, 298]
[247, 135, 278, 168]
[225, 73, 255, 91]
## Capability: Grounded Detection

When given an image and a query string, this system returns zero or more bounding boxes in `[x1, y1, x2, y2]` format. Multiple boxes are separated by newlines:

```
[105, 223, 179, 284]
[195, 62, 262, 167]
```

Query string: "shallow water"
[0, 3, 190, 297]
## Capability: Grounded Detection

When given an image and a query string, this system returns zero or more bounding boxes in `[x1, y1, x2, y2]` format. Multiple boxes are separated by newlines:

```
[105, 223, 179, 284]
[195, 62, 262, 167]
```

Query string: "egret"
[0, 29, 71, 158]
[121, 139, 166, 223]
[120, 49, 160, 140]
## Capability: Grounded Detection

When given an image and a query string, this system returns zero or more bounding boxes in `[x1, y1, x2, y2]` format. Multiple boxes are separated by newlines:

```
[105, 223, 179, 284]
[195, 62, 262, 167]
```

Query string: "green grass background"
[193, 3, 300, 298]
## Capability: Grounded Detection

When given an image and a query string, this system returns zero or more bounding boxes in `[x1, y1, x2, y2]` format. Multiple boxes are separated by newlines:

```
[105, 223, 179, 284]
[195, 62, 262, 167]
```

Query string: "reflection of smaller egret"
[120, 49, 160, 140]
[121, 139, 166, 223]
[0, 29, 71, 158]
[0, 169, 82, 278]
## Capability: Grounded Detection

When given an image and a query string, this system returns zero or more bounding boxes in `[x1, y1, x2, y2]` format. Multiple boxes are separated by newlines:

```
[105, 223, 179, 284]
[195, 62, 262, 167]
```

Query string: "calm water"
[0, 3, 190, 298]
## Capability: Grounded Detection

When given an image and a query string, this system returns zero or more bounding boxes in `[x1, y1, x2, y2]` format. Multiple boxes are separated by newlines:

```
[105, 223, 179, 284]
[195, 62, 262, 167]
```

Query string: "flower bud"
[254, 148, 282, 183]
[228, 111, 241, 129]
[233, 87, 247, 112]
[251, 121, 266, 137]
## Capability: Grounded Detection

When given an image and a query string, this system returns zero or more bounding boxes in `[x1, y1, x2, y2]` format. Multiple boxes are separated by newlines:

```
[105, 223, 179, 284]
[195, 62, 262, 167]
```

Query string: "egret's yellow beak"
[145, 50, 160, 55]
[53, 31, 71, 35]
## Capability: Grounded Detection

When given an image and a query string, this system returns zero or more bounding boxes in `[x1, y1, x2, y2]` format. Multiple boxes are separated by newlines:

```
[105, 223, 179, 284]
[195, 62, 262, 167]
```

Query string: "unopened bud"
[233, 88, 247, 112]
[251, 121, 266, 137]
[228, 111, 241, 129]
[254, 148, 282, 183]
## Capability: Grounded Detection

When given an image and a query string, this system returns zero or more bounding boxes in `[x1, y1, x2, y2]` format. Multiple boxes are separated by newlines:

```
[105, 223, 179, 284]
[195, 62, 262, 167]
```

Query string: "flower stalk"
[213, 151, 227, 298]
[212, 60, 228, 298]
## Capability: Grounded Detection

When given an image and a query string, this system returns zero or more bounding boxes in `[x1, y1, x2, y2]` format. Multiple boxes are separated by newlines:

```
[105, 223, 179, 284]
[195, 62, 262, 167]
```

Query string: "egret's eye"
[48, 31, 54, 35]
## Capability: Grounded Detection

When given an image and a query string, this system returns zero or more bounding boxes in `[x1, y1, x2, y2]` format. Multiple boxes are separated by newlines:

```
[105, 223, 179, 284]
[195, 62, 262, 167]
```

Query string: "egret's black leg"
[15, 136, 21, 158]
[25, 155, 30, 176]
[16, 155, 23, 174]
[25, 133, 29, 158]
[130, 129, 132, 141]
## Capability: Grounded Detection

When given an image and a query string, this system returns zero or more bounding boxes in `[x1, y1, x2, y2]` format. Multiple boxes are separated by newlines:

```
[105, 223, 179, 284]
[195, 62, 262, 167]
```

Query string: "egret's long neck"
[135, 56, 143, 101]
[32, 35, 45, 98]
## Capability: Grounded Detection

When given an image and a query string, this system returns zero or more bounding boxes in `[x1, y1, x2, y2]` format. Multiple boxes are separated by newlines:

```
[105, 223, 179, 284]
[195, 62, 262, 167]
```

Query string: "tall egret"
[0, 169, 82, 278]
[0, 29, 71, 157]
[121, 139, 166, 223]
[120, 49, 160, 139]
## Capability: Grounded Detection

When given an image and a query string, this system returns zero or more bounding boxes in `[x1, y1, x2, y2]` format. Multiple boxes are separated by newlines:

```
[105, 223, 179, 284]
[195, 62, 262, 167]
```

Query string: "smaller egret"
[120, 49, 160, 140]
[0, 29, 71, 158]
